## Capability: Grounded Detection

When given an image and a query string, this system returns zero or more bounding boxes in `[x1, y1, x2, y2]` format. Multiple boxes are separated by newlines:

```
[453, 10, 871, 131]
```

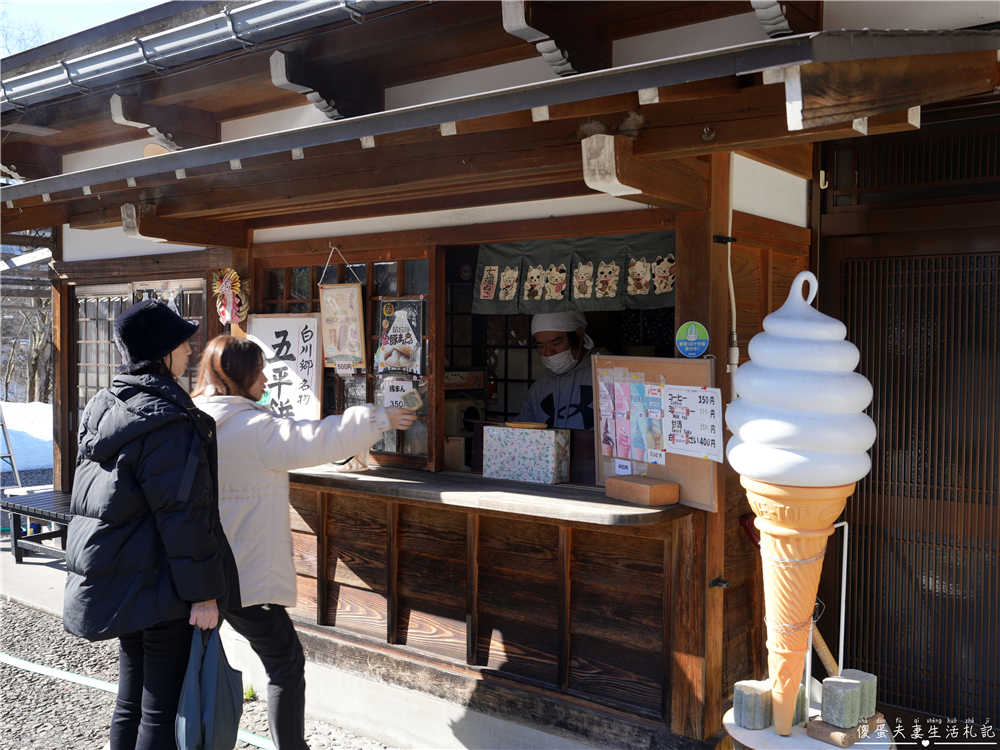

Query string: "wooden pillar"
[671, 152, 730, 739]
[51, 280, 73, 491]
[427, 245, 446, 471]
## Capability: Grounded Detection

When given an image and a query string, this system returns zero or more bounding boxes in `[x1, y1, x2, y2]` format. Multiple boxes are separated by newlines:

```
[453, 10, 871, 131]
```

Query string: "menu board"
[319, 283, 365, 369]
[592, 354, 721, 513]
[247, 313, 322, 420]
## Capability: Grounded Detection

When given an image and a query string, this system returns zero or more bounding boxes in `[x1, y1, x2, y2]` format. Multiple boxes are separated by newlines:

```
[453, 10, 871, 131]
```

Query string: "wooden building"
[2, 2, 997, 747]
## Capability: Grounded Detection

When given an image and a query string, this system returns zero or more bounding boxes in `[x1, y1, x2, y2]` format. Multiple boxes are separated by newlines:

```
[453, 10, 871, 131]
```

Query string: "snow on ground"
[0, 402, 53, 471]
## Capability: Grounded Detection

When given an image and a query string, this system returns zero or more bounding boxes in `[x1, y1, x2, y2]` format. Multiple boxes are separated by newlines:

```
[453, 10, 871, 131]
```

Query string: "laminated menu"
[374, 299, 423, 374]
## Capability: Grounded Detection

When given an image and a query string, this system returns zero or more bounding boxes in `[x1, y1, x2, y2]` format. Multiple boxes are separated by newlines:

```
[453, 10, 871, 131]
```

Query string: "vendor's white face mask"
[541, 348, 578, 375]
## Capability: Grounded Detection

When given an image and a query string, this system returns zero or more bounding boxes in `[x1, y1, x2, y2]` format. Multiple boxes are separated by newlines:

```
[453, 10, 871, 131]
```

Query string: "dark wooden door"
[819, 227, 999, 720]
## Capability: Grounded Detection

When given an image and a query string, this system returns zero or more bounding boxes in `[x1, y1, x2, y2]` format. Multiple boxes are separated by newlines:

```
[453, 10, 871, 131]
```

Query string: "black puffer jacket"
[63, 374, 240, 641]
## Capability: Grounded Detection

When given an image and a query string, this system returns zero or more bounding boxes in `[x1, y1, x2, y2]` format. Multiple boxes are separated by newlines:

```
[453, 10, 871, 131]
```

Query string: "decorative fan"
[212, 268, 250, 325]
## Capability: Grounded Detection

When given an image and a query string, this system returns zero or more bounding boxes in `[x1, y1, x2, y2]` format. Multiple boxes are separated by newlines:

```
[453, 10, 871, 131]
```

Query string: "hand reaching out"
[386, 407, 418, 431]
[190, 599, 219, 630]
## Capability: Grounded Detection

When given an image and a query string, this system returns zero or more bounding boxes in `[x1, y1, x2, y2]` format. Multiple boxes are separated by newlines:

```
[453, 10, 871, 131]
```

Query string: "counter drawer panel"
[326, 583, 388, 640]
[291, 530, 319, 578]
[289, 487, 321, 534]
[571, 530, 665, 595]
[475, 615, 558, 685]
[292, 574, 318, 620]
[326, 494, 387, 545]
[398, 505, 466, 560]
[477, 517, 559, 578]
[327, 541, 387, 593]
[569, 634, 663, 713]
[397, 550, 466, 611]
[570, 581, 663, 653]
[478, 565, 558, 630]
[396, 598, 467, 663]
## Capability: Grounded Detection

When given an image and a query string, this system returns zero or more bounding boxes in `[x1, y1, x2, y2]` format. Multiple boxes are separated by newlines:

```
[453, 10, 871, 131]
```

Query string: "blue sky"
[2, 0, 165, 56]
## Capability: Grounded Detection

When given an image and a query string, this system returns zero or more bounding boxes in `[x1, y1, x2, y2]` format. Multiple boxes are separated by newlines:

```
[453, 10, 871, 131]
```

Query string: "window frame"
[252, 246, 444, 471]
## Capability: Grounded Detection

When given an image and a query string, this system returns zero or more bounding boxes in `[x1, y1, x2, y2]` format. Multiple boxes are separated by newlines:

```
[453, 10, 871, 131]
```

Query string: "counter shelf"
[290, 465, 692, 526]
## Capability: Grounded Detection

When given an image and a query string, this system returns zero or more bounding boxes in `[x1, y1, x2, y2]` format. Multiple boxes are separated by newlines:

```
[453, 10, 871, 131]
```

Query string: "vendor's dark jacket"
[63, 374, 240, 641]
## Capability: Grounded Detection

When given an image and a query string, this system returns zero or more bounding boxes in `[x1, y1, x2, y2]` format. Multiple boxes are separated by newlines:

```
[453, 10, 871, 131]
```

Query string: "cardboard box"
[482, 426, 570, 485]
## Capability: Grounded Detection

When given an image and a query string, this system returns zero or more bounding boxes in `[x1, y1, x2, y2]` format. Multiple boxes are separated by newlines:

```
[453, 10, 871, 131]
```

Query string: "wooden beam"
[110, 94, 217, 151]
[269, 51, 379, 120]
[635, 107, 922, 160]
[737, 143, 813, 180]
[784, 51, 998, 131]
[121, 203, 247, 248]
[1, 234, 53, 249]
[582, 134, 709, 211]
[0, 141, 60, 180]
[502, 0, 609, 76]
[69, 206, 123, 230]
[0, 204, 68, 234]
[51, 247, 233, 281]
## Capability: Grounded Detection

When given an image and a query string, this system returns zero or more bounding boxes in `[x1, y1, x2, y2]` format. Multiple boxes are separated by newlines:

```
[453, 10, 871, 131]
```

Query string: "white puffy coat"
[193, 395, 389, 608]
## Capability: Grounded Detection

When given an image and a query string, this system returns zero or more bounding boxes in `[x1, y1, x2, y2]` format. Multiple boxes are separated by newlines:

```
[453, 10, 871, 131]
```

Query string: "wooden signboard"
[592, 354, 720, 513]
[247, 313, 322, 421]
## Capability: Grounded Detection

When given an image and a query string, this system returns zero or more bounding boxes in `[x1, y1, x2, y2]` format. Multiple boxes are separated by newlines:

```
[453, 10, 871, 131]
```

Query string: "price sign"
[615, 459, 632, 475]
[382, 379, 413, 409]
[662, 386, 724, 462]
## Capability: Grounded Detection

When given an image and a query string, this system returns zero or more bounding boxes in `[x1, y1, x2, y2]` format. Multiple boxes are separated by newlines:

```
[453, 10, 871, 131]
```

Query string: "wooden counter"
[291, 466, 691, 526]
[287, 467, 722, 748]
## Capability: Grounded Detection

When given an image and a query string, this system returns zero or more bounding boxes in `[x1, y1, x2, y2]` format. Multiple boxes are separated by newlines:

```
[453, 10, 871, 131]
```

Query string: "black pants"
[111, 617, 193, 750]
[225, 603, 308, 750]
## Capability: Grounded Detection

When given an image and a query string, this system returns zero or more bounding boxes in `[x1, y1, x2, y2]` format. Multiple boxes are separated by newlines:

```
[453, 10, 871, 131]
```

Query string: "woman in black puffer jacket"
[63, 299, 240, 750]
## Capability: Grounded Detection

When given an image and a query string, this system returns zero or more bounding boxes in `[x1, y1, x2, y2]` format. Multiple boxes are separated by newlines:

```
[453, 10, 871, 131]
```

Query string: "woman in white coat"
[192, 335, 415, 750]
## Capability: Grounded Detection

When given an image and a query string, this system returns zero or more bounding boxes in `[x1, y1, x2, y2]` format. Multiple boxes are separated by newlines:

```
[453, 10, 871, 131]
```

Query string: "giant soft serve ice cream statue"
[726, 271, 876, 735]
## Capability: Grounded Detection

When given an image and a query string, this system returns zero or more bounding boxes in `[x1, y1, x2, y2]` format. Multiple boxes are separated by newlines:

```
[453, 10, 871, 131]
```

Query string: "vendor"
[515, 312, 603, 430]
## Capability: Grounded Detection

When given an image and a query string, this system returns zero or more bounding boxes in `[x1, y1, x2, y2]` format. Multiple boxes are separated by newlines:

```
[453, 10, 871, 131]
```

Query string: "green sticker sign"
[675, 321, 709, 358]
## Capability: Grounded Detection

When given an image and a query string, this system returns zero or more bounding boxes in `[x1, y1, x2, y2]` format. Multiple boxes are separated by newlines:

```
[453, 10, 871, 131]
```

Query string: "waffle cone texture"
[742, 476, 855, 735]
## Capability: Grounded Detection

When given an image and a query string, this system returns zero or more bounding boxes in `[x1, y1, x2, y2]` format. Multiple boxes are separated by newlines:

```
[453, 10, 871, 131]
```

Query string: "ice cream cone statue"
[726, 271, 876, 735]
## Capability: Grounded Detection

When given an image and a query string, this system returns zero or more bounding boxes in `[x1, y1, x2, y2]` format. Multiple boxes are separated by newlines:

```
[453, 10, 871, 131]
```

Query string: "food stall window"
[404, 259, 429, 295]
[267, 267, 284, 305]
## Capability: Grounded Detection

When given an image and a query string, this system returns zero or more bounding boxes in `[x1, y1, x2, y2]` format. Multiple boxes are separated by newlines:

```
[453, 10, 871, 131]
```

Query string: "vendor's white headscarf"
[530, 312, 595, 350]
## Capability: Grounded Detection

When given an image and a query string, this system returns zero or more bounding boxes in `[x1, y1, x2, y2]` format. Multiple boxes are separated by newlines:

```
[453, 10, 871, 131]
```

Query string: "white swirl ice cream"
[726, 271, 876, 487]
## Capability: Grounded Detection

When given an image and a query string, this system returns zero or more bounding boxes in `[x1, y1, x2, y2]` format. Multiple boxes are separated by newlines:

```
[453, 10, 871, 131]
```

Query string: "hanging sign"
[247, 313, 322, 420]
[382, 379, 414, 409]
[676, 321, 710, 358]
[319, 283, 365, 369]
[374, 299, 424, 375]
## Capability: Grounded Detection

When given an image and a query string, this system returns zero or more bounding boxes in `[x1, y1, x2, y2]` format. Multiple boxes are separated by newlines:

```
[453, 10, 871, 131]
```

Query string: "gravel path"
[0, 600, 400, 750]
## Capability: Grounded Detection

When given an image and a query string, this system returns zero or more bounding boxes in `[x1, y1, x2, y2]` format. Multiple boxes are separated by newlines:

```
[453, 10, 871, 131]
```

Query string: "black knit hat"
[114, 299, 200, 374]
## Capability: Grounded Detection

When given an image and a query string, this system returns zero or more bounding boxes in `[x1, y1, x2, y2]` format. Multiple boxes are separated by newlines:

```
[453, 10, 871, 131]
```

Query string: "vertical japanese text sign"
[247, 314, 323, 420]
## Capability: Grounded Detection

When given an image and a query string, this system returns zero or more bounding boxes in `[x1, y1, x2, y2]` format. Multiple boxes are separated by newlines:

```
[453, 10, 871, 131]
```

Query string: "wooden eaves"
[1, 29, 997, 238]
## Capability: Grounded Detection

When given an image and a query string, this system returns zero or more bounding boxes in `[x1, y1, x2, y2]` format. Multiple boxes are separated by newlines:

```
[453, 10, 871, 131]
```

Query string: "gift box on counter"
[482, 425, 571, 485]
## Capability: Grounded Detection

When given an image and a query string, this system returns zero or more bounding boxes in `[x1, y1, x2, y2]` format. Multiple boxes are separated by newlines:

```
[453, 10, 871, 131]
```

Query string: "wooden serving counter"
[286, 467, 725, 748]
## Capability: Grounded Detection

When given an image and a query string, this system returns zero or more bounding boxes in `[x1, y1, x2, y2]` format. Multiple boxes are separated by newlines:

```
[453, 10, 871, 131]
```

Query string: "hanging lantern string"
[320, 242, 364, 288]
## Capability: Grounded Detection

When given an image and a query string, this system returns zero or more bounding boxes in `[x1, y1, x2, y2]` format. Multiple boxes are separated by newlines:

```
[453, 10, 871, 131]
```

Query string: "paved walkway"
[0, 533, 399, 750]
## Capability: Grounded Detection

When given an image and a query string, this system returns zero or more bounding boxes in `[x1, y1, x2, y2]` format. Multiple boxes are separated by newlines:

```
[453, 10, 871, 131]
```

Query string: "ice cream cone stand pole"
[725, 271, 876, 739]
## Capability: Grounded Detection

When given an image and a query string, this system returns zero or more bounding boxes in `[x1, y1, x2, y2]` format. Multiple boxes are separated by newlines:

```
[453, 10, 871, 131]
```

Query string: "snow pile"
[0, 402, 53, 471]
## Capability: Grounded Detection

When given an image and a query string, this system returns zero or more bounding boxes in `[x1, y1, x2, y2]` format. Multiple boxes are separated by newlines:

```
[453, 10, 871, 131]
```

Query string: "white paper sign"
[663, 385, 724, 462]
[647, 449, 666, 465]
[615, 458, 632, 475]
[382, 379, 413, 409]
[247, 314, 322, 421]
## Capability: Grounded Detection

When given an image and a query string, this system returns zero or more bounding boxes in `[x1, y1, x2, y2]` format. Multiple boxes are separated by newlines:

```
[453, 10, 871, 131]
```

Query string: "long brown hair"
[192, 335, 263, 399]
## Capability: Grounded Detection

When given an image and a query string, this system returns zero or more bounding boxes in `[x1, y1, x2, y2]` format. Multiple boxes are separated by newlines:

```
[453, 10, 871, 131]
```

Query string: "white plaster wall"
[253, 193, 646, 244]
[220, 103, 329, 141]
[613, 12, 770, 66]
[823, 1, 998, 31]
[61, 225, 202, 262]
[732, 154, 809, 228]
[385, 57, 556, 110]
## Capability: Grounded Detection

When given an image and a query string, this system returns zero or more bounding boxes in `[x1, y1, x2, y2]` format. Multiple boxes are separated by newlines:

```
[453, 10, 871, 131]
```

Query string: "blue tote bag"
[176, 626, 243, 750]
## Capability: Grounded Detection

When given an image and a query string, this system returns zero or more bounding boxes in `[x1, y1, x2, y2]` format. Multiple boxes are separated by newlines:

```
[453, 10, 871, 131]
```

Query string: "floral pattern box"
[482, 426, 571, 485]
